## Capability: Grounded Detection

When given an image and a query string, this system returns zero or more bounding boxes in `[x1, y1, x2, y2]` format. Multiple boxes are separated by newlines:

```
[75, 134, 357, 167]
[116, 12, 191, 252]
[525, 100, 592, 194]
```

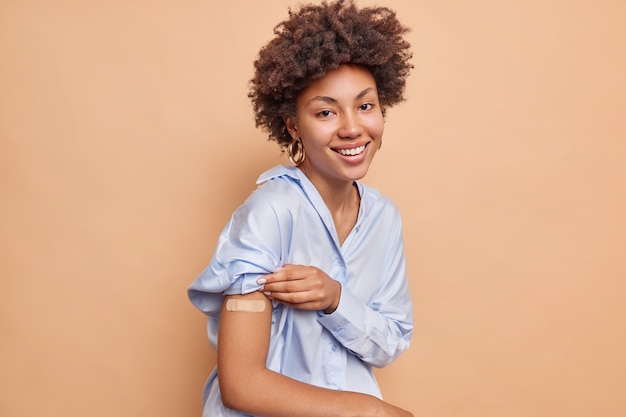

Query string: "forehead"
[297, 64, 378, 104]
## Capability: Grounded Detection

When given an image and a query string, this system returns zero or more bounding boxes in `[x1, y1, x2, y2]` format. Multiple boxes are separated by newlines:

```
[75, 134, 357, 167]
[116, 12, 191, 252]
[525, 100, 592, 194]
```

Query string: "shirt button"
[331, 345, 338, 352]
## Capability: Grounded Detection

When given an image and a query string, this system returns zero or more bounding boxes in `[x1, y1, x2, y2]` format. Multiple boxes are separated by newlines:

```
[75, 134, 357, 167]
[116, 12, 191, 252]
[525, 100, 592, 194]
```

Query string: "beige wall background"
[1, 1, 625, 416]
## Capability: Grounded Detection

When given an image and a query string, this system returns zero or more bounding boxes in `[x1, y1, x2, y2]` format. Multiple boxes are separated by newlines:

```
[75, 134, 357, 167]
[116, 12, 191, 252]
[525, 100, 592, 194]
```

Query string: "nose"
[337, 111, 363, 139]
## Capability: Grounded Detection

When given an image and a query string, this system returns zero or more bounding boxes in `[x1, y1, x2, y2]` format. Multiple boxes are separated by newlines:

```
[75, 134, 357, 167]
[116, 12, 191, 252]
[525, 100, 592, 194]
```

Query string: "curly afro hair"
[248, 0, 413, 148]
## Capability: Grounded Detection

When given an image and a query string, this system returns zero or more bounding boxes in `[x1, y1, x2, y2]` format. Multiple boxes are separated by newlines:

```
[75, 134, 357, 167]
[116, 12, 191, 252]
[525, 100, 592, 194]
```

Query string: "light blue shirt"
[188, 164, 413, 416]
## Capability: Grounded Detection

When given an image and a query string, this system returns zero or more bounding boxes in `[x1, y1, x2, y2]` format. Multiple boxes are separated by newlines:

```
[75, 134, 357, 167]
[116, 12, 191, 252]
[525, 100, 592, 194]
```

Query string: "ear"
[283, 116, 299, 140]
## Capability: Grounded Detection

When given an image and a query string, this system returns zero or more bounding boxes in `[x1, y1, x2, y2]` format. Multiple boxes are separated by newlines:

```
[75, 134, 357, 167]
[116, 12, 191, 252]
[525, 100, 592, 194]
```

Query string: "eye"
[317, 109, 334, 118]
[359, 103, 374, 111]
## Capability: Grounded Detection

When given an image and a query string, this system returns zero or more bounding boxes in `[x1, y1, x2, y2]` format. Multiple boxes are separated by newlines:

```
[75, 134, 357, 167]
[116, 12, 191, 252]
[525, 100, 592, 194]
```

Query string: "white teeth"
[337, 144, 366, 156]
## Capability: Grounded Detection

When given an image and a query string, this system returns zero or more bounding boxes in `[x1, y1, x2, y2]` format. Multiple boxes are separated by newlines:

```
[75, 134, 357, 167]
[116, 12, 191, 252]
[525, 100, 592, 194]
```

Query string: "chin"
[345, 166, 370, 182]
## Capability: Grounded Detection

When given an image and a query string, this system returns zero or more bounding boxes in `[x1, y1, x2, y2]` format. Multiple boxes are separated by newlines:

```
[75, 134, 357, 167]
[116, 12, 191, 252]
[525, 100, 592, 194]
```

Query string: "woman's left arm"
[260, 221, 413, 368]
[319, 228, 413, 367]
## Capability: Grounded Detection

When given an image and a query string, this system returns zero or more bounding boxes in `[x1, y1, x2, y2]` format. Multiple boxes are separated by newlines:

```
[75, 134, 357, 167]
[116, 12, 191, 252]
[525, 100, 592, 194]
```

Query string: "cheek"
[301, 122, 333, 144]
[368, 116, 385, 138]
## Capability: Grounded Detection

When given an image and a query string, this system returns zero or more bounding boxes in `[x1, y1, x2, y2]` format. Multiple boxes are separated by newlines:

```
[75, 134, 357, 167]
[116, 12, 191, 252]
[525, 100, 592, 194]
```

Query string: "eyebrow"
[306, 87, 377, 105]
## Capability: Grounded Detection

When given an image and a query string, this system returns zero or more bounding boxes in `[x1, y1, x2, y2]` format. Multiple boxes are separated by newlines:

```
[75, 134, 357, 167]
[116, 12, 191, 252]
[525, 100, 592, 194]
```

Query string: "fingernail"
[257, 278, 266, 285]
[264, 291, 271, 297]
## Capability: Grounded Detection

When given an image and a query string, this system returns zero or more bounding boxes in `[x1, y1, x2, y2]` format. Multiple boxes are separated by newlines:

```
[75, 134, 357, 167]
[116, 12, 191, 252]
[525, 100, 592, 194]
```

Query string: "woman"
[188, 1, 415, 416]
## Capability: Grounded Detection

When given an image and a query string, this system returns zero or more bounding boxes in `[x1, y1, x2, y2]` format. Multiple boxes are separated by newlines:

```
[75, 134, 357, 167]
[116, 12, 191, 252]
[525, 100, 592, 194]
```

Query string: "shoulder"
[248, 167, 304, 206]
[234, 165, 307, 221]
[359, 182, 402, 220]
[356, 183, 404, 242]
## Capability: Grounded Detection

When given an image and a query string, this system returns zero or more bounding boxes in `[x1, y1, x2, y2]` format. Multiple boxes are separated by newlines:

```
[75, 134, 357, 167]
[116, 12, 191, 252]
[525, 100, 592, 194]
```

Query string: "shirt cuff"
[223, 273, 265, 296]
[317, 287, 365, 345]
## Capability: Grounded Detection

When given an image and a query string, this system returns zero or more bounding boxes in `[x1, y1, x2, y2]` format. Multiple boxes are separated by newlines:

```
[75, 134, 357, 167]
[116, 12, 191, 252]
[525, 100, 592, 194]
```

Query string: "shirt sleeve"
[316, 210, 413, 368]
[187, 196, 283, 317]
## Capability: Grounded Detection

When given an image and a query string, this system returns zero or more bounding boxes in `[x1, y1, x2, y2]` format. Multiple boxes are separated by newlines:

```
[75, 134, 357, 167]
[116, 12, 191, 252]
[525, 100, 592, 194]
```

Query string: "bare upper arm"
[216, 291, 386, 416]
[217, 291, 272, 400]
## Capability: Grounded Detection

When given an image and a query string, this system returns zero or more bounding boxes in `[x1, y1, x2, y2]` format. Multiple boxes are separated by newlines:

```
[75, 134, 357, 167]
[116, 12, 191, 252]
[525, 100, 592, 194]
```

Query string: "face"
[285, 64, 384, 189]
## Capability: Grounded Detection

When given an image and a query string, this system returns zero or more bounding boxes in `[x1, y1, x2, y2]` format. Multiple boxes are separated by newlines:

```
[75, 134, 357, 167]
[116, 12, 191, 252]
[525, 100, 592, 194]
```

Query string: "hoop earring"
[288, 138, 306, 166]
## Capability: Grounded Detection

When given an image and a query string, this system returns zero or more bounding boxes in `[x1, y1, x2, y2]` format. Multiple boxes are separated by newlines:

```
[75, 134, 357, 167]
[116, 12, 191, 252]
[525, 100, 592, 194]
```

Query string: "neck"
[299, 167, 361, 245]
[299, 166, 358, 213]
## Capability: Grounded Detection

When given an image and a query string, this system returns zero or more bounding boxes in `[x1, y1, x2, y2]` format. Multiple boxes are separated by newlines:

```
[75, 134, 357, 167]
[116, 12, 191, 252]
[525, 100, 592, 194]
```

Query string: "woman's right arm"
[217, 290, 413, 417]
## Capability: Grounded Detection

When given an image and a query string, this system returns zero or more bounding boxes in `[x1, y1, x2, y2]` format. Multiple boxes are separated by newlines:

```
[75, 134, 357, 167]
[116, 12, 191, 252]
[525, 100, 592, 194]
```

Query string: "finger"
[256, 271, 285, 286]
[267, 293, 327, 311]
[262, 277, 309, 294]
[258, 266, 306, 285]
[265, 289, 317, 306]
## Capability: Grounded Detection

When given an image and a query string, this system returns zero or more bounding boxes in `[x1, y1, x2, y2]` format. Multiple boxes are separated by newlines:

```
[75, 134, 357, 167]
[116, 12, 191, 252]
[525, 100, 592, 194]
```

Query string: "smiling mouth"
[335, 143, 367, 156]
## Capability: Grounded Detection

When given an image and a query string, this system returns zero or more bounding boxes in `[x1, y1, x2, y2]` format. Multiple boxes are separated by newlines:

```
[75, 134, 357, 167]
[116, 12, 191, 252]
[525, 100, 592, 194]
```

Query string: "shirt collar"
[256, 164, 303, 185]
[256, 164, 379, 229]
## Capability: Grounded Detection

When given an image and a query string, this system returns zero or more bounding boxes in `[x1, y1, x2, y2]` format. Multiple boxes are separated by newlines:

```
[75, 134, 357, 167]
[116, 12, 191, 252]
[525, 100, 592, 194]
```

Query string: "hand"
[257, 264, 341, 313]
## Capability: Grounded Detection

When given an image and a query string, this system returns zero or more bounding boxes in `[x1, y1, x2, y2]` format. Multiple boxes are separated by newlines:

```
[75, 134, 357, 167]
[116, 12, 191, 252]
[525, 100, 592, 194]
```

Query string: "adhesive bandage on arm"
[225, 298, 266, 313]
